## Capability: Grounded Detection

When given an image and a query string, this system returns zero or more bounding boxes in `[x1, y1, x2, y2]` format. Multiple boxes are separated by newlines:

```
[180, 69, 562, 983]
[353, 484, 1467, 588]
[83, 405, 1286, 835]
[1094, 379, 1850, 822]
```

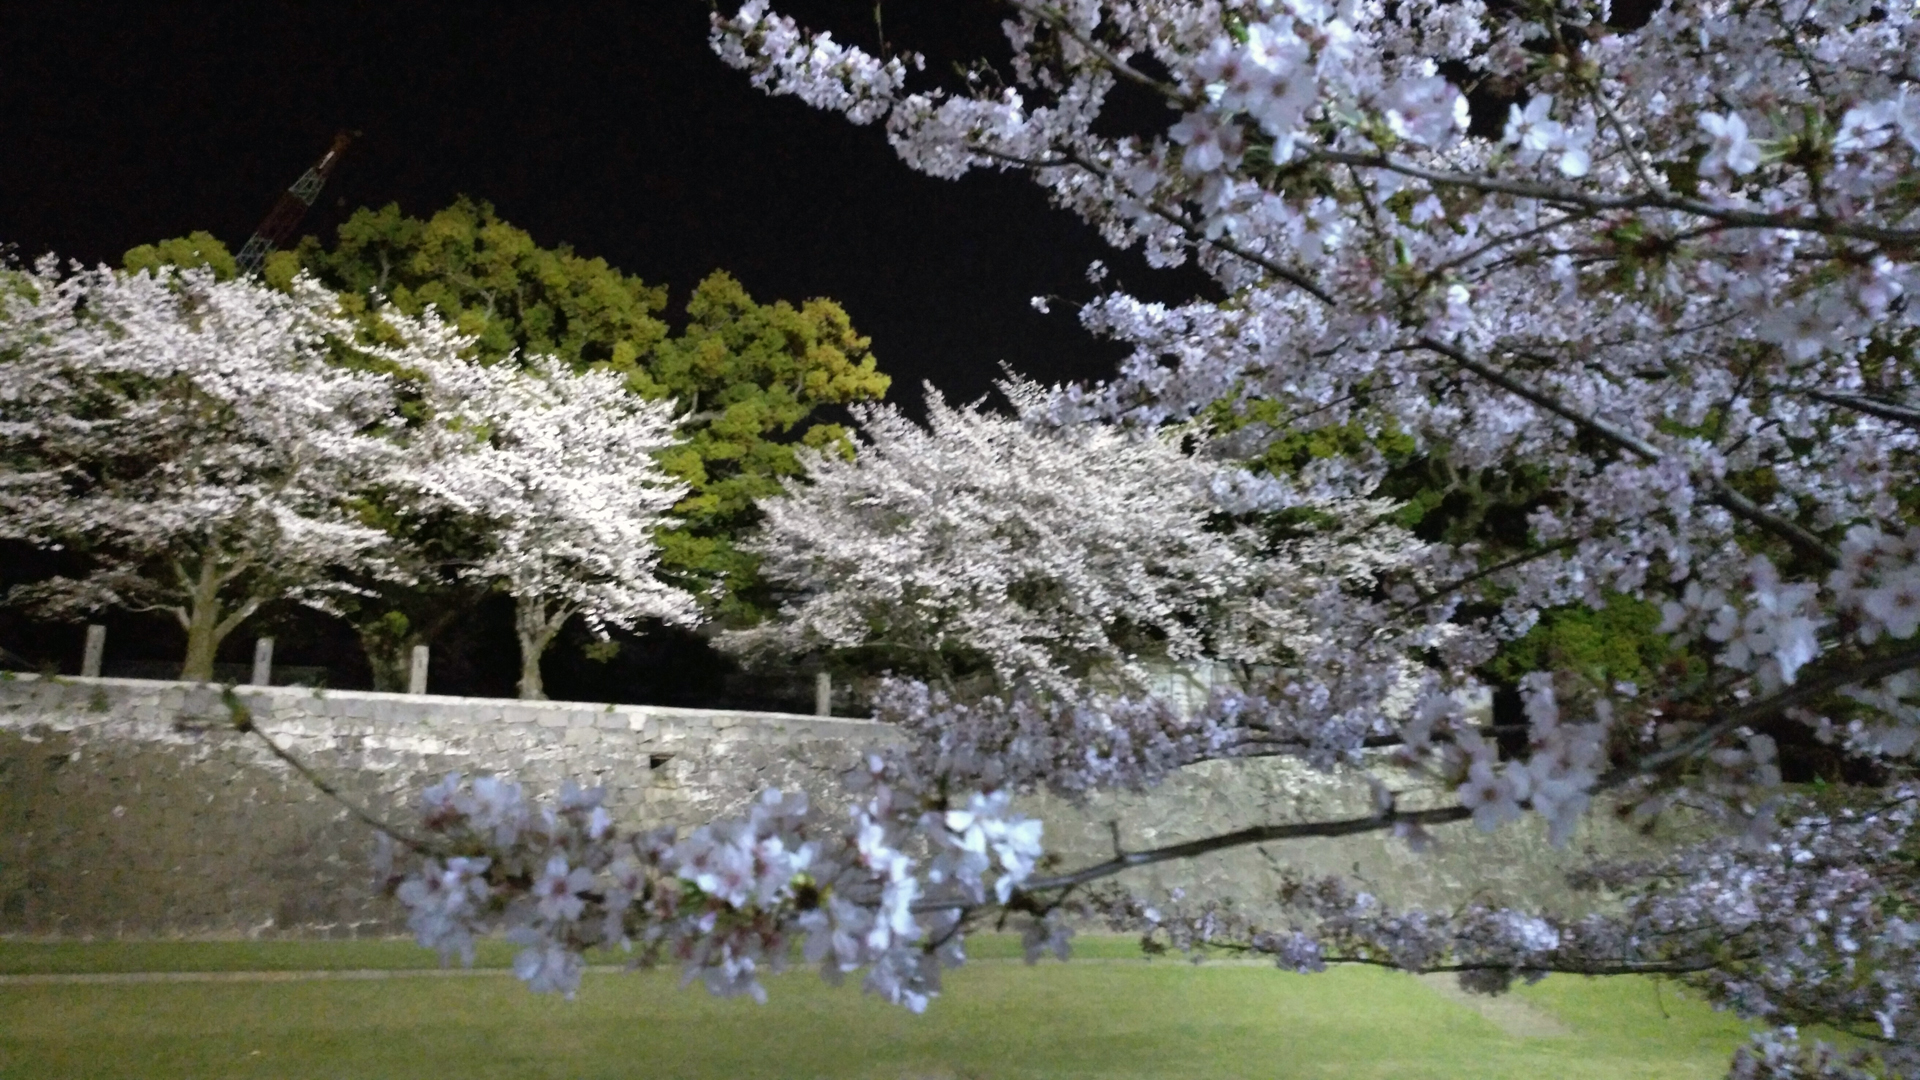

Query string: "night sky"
[0, 1, 1210, 407]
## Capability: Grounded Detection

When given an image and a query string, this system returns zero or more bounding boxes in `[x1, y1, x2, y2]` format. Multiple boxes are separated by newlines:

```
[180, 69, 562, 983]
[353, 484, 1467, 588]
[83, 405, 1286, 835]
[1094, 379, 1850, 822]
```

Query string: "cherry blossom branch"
[1255, 946, 1741, 978]
[1003, 0, 1194, 106]
[1150, 201, 1336, 303]
[1396, 538, 1581, 612]
[1601, 640, 1920, 789]
[1807, 390, 1920, 429]
[1432, 212, 1589, 277]
[1415, 335, 1842, 567]
[1309, 149, 1920, 249]
[1582, 86, 1665, 197]
[1055, 149, 1336, 303]
[1023, 145, 1847, 573]
[950, 642, 1920, 912]
[217, 687, 439, 855]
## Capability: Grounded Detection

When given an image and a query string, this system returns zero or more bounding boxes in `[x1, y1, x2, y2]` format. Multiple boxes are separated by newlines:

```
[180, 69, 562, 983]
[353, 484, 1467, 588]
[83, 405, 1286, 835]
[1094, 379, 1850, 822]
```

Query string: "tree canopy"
[645, 270, 890, 620]
[0, 265, 404, 679]
[288, 197, 671, 374]
[123, 202, 890, 635]
[732, 381, 1423, 700]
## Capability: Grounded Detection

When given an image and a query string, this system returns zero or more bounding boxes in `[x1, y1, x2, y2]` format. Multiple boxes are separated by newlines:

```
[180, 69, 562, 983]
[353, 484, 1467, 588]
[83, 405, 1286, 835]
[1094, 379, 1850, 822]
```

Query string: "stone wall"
[0, 674, 1669, 940]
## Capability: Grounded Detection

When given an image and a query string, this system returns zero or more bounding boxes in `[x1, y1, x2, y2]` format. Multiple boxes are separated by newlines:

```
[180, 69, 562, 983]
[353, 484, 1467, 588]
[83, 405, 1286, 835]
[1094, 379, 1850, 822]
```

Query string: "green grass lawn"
[0, 939, 1753, 1080]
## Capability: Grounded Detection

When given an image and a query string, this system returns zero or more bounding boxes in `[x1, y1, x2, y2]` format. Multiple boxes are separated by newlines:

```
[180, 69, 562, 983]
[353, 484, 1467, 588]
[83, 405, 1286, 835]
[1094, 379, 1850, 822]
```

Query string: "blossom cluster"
[709, 0, 1920, 745]
[384, 764, 1052, 1010]
[395, 339, 698, 699]
[1094, 788, 1918, 1076]
[0, 260, 698, 694]
[1657, 556, 1823, 687]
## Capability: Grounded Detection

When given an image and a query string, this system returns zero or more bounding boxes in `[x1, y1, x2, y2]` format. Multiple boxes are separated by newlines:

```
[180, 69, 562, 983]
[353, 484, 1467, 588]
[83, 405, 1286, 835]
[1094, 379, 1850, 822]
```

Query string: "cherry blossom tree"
[399, 342, 699, 700]
[358, 2, 1920, 1076]
[728, 379, 1423, 701]
[0, 262, 403, 680]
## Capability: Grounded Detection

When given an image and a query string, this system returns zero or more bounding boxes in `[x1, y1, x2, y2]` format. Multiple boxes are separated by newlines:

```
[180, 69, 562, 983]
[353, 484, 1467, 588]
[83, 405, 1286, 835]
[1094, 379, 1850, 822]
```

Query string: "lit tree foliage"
[121, 230, 239, 282]
[730, 380, 1423, 699]
[287, 202, 891, 619]
[289, 197, 672, 372]
[128, 209, 892, 656]
[400, 340, 699, 700]
[0, 263, 401, 679]
[645, 270, 892, 621]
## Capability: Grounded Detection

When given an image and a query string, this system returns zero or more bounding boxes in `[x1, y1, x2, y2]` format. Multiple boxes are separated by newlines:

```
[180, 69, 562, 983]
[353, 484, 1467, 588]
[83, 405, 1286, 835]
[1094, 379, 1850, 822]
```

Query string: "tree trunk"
[179, 559, 224, 682]
[514, 596, 570, 701]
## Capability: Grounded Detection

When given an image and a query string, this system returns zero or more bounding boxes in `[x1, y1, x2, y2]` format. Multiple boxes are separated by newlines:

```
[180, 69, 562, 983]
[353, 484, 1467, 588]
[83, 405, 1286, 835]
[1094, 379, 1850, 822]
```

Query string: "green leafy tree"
[641, 271, 890, 621]
[290, 202, 889, 621]
[289, 197, 671, 373]
[122, 232, 238, 282]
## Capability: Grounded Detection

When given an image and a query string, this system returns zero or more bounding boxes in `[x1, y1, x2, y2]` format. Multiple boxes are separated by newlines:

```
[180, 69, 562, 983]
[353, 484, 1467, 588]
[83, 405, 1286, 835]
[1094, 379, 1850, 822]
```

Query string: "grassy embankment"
[0, 938, 1754, 1080]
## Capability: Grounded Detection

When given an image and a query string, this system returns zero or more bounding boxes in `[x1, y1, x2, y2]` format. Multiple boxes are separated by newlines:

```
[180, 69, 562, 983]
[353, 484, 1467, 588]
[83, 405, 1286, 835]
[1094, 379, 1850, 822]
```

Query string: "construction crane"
[234, 130, 355, 275]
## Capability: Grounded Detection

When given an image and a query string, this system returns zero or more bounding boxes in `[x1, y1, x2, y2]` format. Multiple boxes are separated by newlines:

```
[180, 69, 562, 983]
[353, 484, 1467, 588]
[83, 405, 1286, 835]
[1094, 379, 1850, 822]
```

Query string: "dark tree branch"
[1397, 538, 1581, 612]
[1310, 149, 1920, 248]
[1020, 805, 1473, 893]
[1004, 0, 1194, 106]
[1807, 389, 1920, 429]
[1599, 640, 1920, 790]
[1416, 335, 1841, 567]
[219, 688, 438, 855]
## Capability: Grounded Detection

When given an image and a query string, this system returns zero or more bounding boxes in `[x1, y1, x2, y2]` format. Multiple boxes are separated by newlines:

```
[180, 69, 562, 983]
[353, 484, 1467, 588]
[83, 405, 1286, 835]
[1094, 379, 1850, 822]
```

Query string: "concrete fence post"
[814, 672, 831, 717]
[409, 644, 430, 695]
[250, 637, 274, 687]
[81, 624, 106, 678]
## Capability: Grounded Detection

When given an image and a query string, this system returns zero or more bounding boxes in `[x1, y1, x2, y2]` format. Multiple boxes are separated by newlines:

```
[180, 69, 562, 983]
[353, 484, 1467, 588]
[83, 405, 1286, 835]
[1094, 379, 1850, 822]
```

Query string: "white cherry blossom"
[401, 348, 699, 700]
[0, 262, 406, 679]
[361, 4, 1920, 1076]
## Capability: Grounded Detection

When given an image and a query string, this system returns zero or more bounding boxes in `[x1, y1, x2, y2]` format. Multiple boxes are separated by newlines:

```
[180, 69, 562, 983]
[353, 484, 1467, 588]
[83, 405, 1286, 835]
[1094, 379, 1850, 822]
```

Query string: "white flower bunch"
[384, 761, 1048, 1010]
[396, 341, 699, 700]
[734, 381, 1426, 699]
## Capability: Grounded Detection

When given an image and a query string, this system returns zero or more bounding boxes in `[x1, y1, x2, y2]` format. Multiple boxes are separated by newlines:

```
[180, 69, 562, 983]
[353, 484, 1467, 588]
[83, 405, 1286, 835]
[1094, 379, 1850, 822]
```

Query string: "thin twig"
[1399, 538, 1582, 612]
[1807, 389, 1920, 429]
[1005, 0, 1194, 106]
[1020, 805, 1475, 893]
[1309, 149, 1920, 248]
[1597, 640, 1920, 791]
[221, 687, 438, 855]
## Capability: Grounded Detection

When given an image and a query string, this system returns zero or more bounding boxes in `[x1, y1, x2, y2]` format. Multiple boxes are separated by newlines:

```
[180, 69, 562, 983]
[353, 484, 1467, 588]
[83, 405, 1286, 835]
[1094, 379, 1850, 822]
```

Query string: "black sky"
[0, 1, 1208, 406]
